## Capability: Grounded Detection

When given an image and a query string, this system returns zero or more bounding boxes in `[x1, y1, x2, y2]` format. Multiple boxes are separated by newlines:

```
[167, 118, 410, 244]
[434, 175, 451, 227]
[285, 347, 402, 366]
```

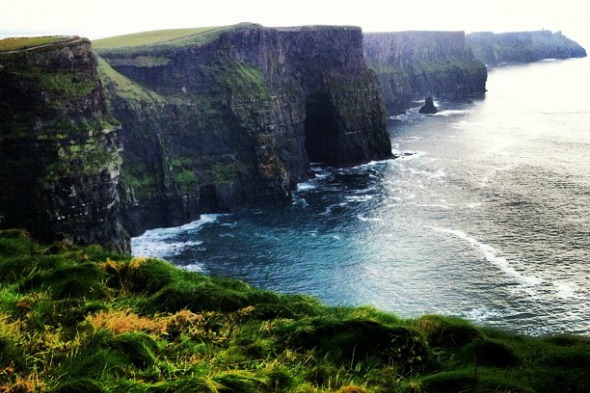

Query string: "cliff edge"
[96, 24, 392, 236]
[0, 37, 129, 252]
[466, 30, 587, 66]
[364, 31, 488, 115]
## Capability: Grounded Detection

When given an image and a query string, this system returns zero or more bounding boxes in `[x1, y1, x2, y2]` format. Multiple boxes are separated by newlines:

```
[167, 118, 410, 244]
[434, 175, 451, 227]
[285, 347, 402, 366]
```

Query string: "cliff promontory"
[364, 31, 488, 115]
[96, 24, 392, 235]
[466, 30, 587, 66]
[0, 25, 394, 248]
[0, 37, 129, 252]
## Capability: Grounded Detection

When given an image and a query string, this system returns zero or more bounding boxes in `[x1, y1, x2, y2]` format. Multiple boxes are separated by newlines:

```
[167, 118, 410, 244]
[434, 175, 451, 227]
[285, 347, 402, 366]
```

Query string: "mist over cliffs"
[466, 30, 587, 66]
[363, 31, 487, 115]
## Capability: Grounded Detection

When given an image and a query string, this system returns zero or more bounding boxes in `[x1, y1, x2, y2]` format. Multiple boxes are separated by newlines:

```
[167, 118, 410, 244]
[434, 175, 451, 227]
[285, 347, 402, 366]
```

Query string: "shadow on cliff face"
[199, 184, 219, 212]
[304, 94, 339, 165]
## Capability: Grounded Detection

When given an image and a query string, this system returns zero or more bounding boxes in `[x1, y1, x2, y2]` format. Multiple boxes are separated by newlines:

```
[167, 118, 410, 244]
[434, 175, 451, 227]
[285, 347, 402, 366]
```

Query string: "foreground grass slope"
[0, 229, 588, 392]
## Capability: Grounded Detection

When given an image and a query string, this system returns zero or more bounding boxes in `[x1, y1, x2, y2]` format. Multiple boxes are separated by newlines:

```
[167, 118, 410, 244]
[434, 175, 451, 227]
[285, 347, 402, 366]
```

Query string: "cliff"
[96, 24, 392, 236]
[0, 37, 129, 253]
[466, 30, 587, 66]
[364, 31, 488, 115]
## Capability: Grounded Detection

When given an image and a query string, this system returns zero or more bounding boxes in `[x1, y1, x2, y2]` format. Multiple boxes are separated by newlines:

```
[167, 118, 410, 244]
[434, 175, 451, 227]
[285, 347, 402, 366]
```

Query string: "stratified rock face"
[98, 24, 392, 235]
[364, 31, 488, 115]
[466, 30, 587, 66]
[0, 38, 129, 253]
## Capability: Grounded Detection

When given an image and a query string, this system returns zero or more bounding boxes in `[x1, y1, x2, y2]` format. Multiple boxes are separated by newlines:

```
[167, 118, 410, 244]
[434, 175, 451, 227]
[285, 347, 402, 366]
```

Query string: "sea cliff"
[466, 30, 587, 66]
[0, 25, 395, 244]
[96, 24, 392, 236]
[3, 26, 586, 250]
[0, 37, 129, 252]
[363, 31, 488, 115]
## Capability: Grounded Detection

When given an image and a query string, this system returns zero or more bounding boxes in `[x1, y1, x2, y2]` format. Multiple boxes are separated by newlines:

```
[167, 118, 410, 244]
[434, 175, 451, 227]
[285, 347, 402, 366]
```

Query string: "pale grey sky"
[2, 0, 589, 48]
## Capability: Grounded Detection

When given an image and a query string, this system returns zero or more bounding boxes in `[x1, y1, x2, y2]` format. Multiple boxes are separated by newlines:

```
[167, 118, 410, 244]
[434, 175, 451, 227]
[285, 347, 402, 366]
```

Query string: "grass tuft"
[417, 314, 484, 349]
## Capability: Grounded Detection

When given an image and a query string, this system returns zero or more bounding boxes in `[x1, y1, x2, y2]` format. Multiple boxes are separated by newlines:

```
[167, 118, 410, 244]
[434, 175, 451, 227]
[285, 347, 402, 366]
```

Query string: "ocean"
[133, 57, 590, 336]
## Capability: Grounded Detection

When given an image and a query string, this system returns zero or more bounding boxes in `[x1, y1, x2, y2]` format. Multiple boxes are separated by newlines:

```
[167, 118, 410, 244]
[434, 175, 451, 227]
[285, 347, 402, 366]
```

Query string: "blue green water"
[133, 58, 590, 335]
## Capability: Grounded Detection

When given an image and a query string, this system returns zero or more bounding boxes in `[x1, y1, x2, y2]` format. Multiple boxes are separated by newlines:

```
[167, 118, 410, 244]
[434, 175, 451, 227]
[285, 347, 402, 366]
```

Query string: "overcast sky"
[2, 0, 589, 48]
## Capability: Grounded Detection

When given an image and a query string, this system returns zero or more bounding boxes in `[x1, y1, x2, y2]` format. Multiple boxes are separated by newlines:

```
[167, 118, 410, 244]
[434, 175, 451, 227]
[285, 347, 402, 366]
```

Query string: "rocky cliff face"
[466, 30, 587, 66]
[98, 24, 392, 236]
[0, 38, 129, 252]
[363, 31, 488, 115]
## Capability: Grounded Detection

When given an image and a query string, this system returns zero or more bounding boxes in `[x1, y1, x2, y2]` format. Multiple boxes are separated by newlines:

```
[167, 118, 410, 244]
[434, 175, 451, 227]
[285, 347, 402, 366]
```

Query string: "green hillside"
[0, 36, 70, 52]
[1, 229, 589, 392]
[92, 26, 230, 52]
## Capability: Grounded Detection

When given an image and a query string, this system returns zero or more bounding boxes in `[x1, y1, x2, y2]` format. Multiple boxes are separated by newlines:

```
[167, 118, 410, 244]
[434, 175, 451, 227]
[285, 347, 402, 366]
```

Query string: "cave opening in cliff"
[304, 94, 340, 166]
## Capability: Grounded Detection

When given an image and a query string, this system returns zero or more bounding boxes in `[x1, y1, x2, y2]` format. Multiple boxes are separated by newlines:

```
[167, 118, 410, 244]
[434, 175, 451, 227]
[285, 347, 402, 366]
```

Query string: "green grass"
[36, 71, 96, 97]
[217, 62, 271, 99]
[92, 26, 227, 51]
[97, 57, 164, 102]
[1, 229, 589, 393]
[0, 36, 70, 52]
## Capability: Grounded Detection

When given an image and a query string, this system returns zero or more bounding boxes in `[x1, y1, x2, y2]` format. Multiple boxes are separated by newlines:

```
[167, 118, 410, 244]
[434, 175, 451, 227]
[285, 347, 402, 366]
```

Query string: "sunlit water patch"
[133, 58, 590, 335]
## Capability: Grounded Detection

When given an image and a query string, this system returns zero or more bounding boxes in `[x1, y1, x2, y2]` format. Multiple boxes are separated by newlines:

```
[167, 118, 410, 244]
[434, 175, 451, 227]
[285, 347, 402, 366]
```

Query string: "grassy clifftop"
[1, 229, 589, 393]
[92, 25, 246, 54]
[0, 36, 72, 52]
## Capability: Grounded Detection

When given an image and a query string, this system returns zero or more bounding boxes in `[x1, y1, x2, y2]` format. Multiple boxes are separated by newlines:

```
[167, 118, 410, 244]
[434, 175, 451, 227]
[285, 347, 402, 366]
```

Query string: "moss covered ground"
[0, 229, 588, 392]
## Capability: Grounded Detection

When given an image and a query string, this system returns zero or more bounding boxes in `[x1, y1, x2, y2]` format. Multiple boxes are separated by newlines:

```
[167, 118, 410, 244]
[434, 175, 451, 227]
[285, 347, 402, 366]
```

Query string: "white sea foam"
[389, 114, 410, 121]
[297, 182, 317, 191]
[131, 214, 222, 257]
[292, 195, 308, 207]
[132, 240, 203, 259]
[182, 263, 205, 273]
[357, 214, 382, 223]
[433, 109, 471, 117]
[321, 202, 348, 216]
[346, 195, 374, 202]
[554, 281, 580, 299]
[413, 203, 454, 210]
[426, 226, 543, 286]
[397, 150, 427, 161]
[462, 307, 507, 324]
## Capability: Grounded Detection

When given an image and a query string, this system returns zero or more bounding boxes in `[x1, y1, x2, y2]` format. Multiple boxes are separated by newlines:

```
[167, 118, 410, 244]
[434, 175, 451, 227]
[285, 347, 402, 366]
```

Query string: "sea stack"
[419, 96, 438, 114]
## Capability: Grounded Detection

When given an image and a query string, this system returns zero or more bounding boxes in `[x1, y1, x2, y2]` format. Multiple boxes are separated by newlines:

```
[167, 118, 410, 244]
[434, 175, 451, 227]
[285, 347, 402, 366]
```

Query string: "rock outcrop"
[0, 37, 129, 252]
[97, 24, 392, 236]
[363, 31, 488, 115]
[419, 96, 438, 114]
[466, 30, 587, 66]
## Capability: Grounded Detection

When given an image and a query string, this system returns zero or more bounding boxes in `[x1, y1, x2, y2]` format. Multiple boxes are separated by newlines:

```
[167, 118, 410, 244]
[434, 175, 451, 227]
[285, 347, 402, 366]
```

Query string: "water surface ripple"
[133, 58, 590, 335]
